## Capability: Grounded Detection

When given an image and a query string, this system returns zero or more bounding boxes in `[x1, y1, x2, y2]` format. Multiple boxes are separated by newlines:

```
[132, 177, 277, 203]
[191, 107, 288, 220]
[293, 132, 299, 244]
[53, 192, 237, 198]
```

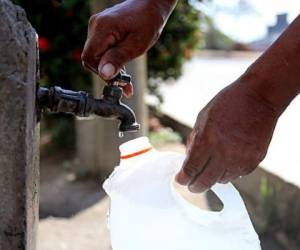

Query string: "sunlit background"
[196, 0, 300, 42]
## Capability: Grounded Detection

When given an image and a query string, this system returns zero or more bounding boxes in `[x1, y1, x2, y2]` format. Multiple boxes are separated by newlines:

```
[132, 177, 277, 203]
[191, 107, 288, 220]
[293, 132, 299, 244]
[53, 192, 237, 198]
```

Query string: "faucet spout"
[94, 84, 140, 132]
[92, 99, 140, 132]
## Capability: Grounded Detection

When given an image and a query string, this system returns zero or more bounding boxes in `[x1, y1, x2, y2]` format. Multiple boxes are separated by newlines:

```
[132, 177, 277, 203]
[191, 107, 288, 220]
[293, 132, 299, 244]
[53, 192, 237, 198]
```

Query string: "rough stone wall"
[0, 0, 39, 249]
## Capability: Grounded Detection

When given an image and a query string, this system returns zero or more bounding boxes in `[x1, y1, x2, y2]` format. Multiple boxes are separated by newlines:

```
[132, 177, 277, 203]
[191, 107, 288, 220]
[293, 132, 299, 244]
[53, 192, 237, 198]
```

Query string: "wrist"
[240, 64, 300, 115]
[238, 15, 300, 114]
[243, 15, 300, 114]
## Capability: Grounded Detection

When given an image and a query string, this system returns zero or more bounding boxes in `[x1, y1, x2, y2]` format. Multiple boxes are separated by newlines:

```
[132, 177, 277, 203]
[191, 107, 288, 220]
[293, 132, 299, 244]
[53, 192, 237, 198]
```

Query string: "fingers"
[82, 32, 117, 75]
[82, 61, 98, 75]
[189, 156, 226, 193]
[97, 34, 145, 80]
[185, 133, 193, 151]
[175, 132, 212, 186]
[82, 14, 121, 76]
[118, 81, 134, 98]
[82, 21, 136, 97]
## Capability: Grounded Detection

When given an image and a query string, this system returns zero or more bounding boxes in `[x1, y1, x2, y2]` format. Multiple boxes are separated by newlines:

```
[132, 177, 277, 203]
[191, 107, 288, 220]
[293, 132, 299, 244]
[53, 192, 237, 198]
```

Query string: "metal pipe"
[36, 85, 140, 132]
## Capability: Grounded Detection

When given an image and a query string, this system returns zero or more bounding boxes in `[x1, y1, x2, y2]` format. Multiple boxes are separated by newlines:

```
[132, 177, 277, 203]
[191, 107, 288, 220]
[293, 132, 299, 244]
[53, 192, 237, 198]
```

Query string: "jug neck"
[119, 137, 154, 161]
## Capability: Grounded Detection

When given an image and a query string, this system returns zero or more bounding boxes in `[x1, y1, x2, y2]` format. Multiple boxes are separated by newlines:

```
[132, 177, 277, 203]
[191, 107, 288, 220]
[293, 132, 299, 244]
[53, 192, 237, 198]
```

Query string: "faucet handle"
[109, 69, 131, 85]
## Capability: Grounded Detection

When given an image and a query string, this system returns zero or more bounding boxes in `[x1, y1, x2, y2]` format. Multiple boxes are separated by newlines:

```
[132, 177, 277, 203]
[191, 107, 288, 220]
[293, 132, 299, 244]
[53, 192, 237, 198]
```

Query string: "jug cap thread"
[119, 137, 152, 160]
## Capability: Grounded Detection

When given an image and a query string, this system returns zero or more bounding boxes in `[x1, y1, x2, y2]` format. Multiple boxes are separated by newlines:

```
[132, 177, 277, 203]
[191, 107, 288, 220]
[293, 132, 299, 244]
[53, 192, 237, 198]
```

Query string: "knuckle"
[89, 14, 97, 25]
[194, 130, 204, 142]
[193, 131, 208, 147]
[206, 170, 218, 183]
[81, 51, 93, 65]
[187, 130, 197, 146]
[94, 14, 115, 28]
[81, 50, 88, 61]
[198, 177, 213, 188]
[202, 128, 217, 145]
[182, 164, 199, 178]
[222, 149, 237, 163]
[189, 178, 211, 193]
[88, 14, 116, 32]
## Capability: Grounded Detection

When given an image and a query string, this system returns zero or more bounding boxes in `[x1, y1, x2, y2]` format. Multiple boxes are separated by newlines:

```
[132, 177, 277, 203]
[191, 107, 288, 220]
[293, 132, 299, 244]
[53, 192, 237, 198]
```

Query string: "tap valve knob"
[110, 69, 132, 85]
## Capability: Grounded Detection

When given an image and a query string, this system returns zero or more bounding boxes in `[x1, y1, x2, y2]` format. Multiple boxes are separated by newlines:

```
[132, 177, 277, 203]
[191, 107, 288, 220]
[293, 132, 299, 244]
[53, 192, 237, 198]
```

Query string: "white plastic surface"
[119, 136, 152, 158]
[104, 137, 261, 250]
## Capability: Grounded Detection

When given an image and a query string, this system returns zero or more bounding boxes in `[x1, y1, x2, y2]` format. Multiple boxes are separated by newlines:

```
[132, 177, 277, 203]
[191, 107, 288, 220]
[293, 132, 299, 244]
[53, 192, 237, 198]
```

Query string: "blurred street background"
[13, 0, 300, 249]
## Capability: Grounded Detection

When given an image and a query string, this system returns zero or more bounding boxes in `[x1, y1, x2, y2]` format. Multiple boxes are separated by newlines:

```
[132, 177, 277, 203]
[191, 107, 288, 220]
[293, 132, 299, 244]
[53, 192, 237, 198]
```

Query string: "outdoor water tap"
[36, 71, 140, 133]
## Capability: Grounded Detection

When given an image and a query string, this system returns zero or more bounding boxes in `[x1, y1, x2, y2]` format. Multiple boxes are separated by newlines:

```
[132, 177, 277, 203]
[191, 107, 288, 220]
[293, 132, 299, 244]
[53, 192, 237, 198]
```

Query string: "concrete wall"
[0, 1, 39, 249]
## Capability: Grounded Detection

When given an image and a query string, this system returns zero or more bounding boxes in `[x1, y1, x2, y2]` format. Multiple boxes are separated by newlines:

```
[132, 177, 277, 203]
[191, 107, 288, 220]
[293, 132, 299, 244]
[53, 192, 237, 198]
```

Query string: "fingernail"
[99, 63, 116, 79]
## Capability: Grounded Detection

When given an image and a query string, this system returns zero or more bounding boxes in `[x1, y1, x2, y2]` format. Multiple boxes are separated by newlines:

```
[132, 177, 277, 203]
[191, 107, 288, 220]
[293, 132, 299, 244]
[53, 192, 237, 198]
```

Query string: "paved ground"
[38, 152, 110, 250]
[38, 198, 111, 250]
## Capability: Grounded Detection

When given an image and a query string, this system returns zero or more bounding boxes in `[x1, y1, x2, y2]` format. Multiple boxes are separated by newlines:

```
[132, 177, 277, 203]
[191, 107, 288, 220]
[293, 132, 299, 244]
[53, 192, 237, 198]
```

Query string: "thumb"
[98, 35, 145, 80]
[176, 133, 211, 185]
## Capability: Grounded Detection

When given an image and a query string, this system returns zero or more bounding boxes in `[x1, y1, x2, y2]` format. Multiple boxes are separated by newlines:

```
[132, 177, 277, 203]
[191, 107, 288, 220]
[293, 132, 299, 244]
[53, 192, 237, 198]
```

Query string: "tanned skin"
[82, 1, 300, 193]
[82, 0, 177, 97]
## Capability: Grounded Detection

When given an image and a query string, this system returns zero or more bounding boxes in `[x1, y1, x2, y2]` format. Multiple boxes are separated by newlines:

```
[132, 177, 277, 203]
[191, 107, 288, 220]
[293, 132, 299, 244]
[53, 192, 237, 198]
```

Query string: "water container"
[103, 137, 261, 250]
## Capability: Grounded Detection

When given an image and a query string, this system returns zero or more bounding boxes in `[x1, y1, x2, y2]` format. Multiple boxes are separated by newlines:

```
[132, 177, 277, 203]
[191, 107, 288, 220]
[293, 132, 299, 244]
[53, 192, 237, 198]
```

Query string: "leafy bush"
[14, 0, 201, 90]
[149, 0, 201, 80]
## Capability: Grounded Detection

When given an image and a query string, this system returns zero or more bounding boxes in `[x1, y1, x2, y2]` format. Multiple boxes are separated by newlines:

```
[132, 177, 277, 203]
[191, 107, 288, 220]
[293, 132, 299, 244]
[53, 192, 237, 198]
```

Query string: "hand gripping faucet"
[36, 70, 140, 133]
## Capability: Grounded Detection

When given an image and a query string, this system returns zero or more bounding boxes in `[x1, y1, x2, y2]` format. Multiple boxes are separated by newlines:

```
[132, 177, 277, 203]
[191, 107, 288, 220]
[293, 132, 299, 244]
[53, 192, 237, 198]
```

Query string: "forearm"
[242, 15, 300, 113]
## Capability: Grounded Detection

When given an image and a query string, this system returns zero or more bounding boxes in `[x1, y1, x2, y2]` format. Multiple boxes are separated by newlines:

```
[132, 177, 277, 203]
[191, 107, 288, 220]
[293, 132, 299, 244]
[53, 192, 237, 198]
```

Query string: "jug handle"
[169, 155, 249, 220]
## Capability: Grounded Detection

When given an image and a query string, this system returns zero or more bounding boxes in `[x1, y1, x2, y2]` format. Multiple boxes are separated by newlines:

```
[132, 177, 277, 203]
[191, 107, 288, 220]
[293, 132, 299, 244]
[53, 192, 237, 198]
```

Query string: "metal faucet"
[36, 71, 140, 132]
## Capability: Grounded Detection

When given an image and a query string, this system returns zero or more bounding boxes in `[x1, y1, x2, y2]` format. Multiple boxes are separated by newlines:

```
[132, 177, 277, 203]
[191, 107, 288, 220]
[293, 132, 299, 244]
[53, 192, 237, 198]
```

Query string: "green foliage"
[259, 176, 280, 234]
[14, 0, 201, 87]
[149, 128, 182, 147]
[149, 0, 201, 80]
[14, 0, 201, 96]
[13, 0, 91, 90]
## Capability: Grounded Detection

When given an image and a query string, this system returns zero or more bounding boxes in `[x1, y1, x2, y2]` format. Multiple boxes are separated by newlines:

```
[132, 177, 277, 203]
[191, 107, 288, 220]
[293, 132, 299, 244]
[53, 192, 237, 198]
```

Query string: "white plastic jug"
[103, 137, 261, 250]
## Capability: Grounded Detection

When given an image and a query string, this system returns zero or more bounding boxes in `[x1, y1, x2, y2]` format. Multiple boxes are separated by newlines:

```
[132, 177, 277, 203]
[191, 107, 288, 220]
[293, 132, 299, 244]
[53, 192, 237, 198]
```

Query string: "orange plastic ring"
[120, 147, 152, 160]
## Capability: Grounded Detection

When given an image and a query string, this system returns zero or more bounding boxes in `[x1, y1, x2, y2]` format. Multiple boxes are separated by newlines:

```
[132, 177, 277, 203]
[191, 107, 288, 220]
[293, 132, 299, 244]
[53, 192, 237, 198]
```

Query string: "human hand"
[82, 0, 176, 97]
[176, 79, 281, 193]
